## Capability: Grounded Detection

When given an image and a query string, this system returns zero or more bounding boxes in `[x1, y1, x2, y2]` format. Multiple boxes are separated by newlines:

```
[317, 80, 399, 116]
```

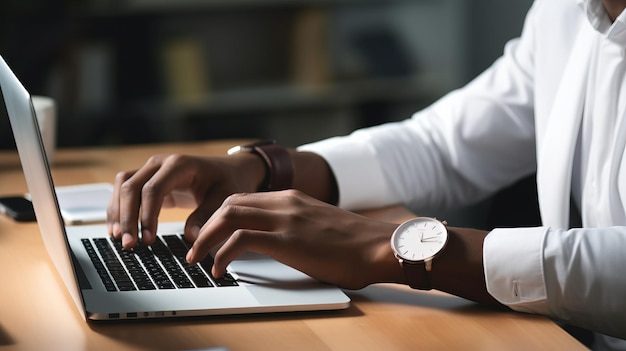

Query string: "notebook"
[26, 182, 114, 224]
[0, 54, 350, 321]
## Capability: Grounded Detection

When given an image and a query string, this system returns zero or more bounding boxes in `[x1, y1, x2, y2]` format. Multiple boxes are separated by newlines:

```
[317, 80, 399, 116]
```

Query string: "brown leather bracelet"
[227, 140, 294, 191]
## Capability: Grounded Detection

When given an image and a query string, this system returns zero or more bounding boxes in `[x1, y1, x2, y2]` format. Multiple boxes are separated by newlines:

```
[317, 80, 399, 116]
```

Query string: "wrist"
[227, 140, 293, 191]
[371, 224, 406, 285]
[228, 152, 268, 192]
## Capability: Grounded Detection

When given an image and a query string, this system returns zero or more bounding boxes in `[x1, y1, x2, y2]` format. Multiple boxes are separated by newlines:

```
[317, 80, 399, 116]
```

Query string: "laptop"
[0, 55, 350, 321]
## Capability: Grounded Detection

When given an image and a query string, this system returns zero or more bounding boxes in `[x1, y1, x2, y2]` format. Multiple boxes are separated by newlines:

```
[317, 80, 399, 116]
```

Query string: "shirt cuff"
[483, 227, 551, 314]
[297, 135, 394, 211]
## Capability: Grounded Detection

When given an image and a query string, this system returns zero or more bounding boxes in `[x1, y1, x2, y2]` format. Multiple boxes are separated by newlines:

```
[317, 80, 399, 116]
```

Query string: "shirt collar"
[578, 0, 626, 44]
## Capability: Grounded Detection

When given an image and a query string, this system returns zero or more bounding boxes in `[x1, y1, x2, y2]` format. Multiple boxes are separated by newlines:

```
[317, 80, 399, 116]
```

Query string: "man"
[108, 0, 626, 348]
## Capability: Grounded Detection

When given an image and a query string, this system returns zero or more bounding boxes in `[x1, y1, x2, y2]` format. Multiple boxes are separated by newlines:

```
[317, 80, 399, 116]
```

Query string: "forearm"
[290, 150, 339, 205]
[265, 149, 500, 306]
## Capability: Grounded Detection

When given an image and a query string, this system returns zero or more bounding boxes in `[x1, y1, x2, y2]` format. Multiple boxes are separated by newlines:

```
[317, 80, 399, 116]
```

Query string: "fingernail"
[122, 233, 133, 248]
[141, 229, 152, 244]
[212, 267, 222, 279]
[186, 247, 195, 263]
[112, 222, 121, 237]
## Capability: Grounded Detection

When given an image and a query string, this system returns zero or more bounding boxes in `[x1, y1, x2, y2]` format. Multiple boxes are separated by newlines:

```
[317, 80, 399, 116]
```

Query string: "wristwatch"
[390, 217, 448, 290]
[227, 140, 293, 191]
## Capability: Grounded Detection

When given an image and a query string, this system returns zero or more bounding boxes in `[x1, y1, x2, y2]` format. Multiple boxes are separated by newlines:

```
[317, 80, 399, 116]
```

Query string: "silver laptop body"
[0, 54, 350, 321]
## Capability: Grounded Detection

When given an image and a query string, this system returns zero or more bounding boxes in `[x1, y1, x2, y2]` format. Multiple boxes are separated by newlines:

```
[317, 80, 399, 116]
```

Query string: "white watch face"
[391, 217, 448, 263]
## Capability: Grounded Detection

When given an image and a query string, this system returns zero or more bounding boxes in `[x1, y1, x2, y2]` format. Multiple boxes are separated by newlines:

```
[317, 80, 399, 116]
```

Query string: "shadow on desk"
[87, 302, 360, 351]
[346, 284, 510, 315]
[86, 284, 514, 351]
[0, 323, 15, 346]
[349, 284, 474, 310]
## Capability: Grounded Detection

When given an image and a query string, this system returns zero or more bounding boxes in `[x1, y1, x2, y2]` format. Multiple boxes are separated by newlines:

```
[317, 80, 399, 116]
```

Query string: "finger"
[219, 190, 301, 211]
[118, 156, 166, 249]
[186, 202, 279, 264]
[182, 186, 253, 243]
[183, 198, 223, 243]
[138, 155, 204, 245]
[108, 170, 136, 238]
[211, 229, 282, 277]
[169, 189, 198, 208]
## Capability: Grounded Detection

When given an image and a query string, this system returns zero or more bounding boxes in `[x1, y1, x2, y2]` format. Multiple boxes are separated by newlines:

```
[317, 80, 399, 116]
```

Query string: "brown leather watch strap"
[228, 140, 293, 191]
[252, 142, 293, 191]
[402, 261, 431, 290]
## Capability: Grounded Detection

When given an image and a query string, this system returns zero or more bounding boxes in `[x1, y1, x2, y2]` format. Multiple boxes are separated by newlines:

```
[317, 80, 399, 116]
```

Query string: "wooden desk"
[0, 141, 586, 351]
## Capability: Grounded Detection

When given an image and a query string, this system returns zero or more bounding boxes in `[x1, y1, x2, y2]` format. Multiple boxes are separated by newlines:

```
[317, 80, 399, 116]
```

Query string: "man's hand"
[185, 189, 404, 290]
[107, 153, 265, 249]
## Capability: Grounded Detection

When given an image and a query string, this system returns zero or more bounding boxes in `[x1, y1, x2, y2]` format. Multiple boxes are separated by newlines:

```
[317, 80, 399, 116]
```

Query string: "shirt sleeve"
[298, 51, 538, 211]
[297, 133, 394, 210]
[483, 227, 549, 311]
[298, 3, 538, 213]
[484, 226, 626, 339]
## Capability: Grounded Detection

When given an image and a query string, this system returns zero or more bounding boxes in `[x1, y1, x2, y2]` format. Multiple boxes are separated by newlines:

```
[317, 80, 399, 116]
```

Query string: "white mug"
[31, 96, 57, 164]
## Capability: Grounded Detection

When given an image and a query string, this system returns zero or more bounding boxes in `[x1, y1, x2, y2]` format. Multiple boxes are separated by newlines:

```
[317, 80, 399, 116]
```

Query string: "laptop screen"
[0, 55, 87, 318]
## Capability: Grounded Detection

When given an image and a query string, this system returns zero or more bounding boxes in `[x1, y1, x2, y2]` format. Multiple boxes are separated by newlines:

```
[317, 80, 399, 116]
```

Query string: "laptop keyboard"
[81, 234, 238, 292]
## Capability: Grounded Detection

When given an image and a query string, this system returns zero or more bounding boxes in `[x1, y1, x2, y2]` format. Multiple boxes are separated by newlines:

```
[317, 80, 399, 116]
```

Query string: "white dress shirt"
[299, 0, 626, 347]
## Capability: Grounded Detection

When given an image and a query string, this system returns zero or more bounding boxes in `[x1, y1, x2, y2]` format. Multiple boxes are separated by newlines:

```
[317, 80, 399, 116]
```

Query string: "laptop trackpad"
[228, 257, 316, 287]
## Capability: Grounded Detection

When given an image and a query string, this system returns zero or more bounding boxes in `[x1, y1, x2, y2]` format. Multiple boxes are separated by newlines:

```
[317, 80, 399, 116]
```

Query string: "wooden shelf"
[119, 0, 418, 13]
[143, 75, 445, 117]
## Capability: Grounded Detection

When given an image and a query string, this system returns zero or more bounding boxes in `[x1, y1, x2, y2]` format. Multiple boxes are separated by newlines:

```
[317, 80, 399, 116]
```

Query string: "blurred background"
[0, 0, 541, 229]
[0, 0, 533, 149]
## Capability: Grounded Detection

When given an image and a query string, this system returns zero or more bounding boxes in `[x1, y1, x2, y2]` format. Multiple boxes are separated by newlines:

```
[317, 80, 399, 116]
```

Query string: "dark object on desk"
[0, 196, 36, 222]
